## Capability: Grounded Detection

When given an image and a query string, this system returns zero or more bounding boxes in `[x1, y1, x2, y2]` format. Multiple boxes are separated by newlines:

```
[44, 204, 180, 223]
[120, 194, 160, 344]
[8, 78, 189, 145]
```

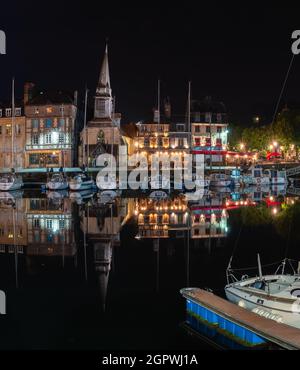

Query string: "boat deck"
[181, 288, 300, 350]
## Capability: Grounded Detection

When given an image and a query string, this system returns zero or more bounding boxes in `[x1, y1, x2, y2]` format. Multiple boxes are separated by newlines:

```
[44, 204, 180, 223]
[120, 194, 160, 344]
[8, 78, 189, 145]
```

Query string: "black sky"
[0, 1, 300, 124]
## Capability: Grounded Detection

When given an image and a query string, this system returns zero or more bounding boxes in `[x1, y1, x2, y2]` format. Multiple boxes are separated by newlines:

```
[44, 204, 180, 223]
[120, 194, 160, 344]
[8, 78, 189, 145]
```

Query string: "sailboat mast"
[257, 253, 263, 280]
[83, 87, 88, 166]
[188, 81, 191, 148]
[11, 78, 15, 169]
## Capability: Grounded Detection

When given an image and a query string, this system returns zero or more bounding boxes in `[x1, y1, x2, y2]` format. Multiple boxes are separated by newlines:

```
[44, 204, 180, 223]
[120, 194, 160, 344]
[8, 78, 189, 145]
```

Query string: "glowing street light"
[239, 143, 245, 151]
[273, 141, 278, 148]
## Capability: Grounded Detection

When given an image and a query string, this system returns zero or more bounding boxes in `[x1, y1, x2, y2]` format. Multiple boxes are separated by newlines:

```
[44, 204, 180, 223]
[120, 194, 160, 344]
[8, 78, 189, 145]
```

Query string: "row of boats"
[0, 172, 95, 192]
[0, 165, 289, 192]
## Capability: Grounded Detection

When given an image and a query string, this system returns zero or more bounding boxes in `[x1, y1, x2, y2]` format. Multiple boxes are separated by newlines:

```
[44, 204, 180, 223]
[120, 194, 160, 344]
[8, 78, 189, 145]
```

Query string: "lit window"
[45, 134, 51, 144]
[35, 108, 39, 114]
[45, 118, 52, 128]
[5, 124, 11, 135]
[15, 108, 21, 116]
[32, 119, 39, 129]
[6, 108, 11, 117]
[46, 219, 53, 229]
[32, 133, 39, 145]
[58, 118, 65, 128]
[59, 133, 64, 144]
[46, 107, 53, 113]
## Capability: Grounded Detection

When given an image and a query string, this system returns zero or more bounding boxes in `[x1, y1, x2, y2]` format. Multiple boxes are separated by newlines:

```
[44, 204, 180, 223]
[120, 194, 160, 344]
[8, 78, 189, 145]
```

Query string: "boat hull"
[46, 182, 69, 190]
[69, 180, 94, 191]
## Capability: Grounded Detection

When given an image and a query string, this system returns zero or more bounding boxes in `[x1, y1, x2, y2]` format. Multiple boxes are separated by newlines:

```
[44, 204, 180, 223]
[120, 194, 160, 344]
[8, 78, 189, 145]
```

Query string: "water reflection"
[0, 186, 299, 349]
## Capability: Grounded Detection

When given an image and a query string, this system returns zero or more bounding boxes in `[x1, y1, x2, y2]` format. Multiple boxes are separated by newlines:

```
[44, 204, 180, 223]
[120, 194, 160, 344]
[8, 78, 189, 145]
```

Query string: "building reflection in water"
[0, 187, 297, 308]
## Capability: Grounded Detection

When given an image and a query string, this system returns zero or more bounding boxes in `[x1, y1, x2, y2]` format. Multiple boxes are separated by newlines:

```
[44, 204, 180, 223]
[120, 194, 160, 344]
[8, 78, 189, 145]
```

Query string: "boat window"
[251, 281, 266, 290]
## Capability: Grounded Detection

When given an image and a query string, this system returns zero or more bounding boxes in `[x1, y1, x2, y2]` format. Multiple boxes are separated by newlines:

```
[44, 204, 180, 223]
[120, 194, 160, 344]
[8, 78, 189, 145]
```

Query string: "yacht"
[69, 173, 95, 191]
[225, 255, 300, 329]
[209, 173, 232, 187]
[242, 166, 287, 187]
[0, 172, 23, 191]
[46, 173, 69, 190]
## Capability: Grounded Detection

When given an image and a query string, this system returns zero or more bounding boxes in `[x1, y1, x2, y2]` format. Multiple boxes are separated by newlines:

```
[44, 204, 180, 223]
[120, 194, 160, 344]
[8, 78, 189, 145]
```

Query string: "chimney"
[24, 82, 35, 105]
[164, 97, 171, 119]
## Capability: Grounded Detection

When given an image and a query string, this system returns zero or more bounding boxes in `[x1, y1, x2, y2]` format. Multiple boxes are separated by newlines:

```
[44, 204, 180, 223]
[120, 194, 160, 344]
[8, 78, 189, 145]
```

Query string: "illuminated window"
[5, 124, 11, 135]
[45, 118, 52, 128]
[35, 108, 39, 114]
[6, 108, 11, 117]
[45, 134, 51, 144]
[46, 219, 53, 229]
[33, 219, 40, 228]
[58, 118, 65, 128]
[15, 124, 21, 135]
[59, 133, 64, 144]
[46, 107, 53, 113]
[32, 119, 39, 129]
[32, 133, 39, 145]
[15, 108, 21, 116]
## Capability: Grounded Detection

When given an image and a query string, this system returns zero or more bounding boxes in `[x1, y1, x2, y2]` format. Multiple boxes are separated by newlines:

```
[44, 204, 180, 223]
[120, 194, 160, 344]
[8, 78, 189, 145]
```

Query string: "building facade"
[0, 104, 26, 169]
[24, 91, 77, 168]
[80, 45, 122, 167]
[191, 97, 229, 164]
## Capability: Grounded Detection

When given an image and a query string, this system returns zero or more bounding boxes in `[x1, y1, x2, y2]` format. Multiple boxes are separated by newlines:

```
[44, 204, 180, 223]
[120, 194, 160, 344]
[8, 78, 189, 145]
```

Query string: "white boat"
[241, 166, 287, 187]
[69, 189, 95, 204]
[149, 190, 169, 200]
[225, 255, 300, 329]
[46, 173, 69, 190]
[0, 173, 23, 191]
[209, 173, 232, 187]
[265, 169, 287, 186]
[97, 190, 118, 204]
[69, 173, 95, 191]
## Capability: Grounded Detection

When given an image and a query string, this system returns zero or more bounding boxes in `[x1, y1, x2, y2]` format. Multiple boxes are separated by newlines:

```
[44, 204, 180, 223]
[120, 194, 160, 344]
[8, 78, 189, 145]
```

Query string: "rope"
[230, 259, 286, 272]
[271, 54, 295, 125]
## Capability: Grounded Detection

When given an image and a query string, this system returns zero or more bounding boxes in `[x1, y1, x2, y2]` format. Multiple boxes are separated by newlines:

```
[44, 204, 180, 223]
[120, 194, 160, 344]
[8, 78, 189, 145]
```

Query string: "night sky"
[0, 1, 300, 124]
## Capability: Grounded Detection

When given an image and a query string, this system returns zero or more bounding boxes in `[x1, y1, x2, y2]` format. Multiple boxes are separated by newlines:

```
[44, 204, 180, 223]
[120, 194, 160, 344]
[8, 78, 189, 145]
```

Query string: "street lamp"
[239, 143, 245, 151]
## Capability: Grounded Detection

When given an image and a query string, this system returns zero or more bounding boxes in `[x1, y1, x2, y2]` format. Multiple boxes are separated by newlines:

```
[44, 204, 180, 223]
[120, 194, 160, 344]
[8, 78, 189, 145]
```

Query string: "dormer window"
[15, 108, 21, 117]
[6, 108, 11, 117]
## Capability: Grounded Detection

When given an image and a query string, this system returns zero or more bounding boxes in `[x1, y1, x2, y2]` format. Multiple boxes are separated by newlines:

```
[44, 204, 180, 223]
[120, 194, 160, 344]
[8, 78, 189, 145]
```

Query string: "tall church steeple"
[94, 43, 113, 119]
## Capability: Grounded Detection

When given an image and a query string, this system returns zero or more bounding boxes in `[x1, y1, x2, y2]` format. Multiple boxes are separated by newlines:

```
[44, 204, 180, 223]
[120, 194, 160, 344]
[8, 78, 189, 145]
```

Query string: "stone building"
[80, 44, 122, 167]
[24, 88, 77, 168]
[0, 102, 26, 169]
[191, 96, 229, 164]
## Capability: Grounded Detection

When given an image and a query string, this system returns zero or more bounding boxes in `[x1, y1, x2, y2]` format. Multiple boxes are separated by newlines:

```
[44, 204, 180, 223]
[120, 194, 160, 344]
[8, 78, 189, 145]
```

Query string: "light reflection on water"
[0, 186, 298, 349]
